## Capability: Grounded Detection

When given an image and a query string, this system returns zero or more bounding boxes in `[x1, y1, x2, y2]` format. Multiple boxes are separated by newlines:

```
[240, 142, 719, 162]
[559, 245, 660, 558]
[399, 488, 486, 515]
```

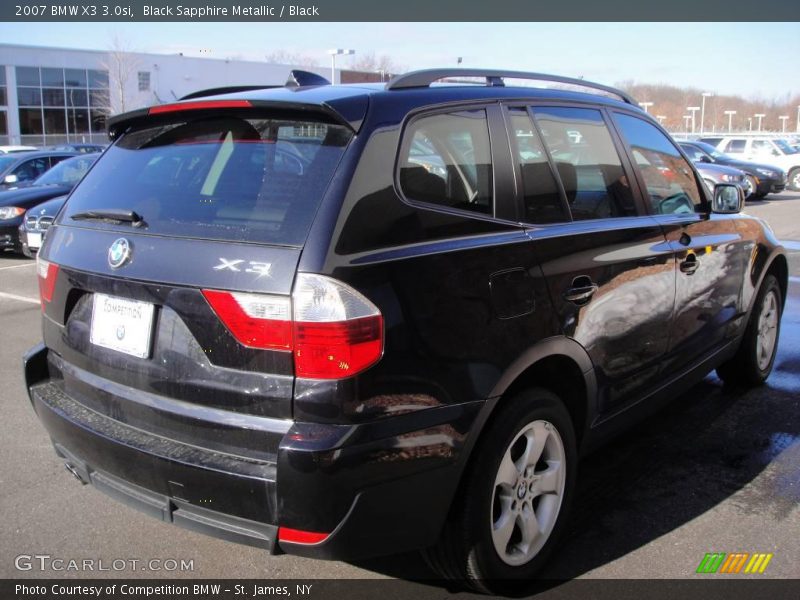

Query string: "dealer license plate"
[90, 293, 155, 358]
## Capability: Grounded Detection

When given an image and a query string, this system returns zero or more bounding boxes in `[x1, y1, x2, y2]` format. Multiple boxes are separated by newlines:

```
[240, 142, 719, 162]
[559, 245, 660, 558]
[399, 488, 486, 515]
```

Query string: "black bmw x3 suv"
[24, 69, 787, 590]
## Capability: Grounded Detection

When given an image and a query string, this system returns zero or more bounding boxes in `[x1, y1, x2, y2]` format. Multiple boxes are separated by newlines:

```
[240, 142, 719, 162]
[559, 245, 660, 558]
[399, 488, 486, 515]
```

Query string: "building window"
[15, 66, 110, 144]
[138, 71, 151, 92]
[0, 67, 6, 106]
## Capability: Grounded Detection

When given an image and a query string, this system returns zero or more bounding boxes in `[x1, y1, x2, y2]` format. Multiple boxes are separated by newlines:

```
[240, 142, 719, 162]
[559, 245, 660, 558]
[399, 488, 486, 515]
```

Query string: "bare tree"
[264, 50, 320, 68]
[99, 34, 142, 114]
[351, 52, 403, 77]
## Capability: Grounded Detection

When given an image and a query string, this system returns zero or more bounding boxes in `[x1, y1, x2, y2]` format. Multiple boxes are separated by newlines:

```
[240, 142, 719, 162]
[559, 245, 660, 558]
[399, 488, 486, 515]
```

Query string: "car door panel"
[610, 112, 747, 376]
[528, 219, 674, 415]
[509, 105, 675, 417]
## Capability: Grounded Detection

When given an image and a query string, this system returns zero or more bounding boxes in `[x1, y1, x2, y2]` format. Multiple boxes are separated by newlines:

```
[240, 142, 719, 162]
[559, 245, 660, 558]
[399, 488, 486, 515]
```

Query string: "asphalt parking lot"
[0, 193, 798, 583]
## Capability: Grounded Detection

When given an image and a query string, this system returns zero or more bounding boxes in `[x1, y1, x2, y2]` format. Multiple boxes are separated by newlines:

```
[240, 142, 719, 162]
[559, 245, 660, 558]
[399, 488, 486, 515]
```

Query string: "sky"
[1, 22, 798, 100]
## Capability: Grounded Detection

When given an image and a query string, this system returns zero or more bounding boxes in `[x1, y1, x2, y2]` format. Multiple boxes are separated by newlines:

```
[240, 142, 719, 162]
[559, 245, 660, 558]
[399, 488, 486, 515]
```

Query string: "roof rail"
[385, 68, 637, 106]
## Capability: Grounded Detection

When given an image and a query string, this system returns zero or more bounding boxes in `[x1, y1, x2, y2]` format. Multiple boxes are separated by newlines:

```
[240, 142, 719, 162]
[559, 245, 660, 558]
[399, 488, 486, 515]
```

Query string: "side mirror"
[697, 155, 711, 163]
[712, 183, 744, 214]
[4, 174, 18, 184]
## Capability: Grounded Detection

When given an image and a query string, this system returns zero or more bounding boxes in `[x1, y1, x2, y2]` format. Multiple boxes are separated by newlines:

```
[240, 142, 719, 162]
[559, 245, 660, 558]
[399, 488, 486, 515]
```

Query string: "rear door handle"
[680, 253, 699, 275]
[563, 277, 598, 305]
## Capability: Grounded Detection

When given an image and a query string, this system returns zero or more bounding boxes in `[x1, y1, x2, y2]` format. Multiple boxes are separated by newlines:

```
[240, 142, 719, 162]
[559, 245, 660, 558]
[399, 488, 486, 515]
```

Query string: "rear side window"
[614, 113, 702, 215]
[62, 116, 352, 245]
[507, 108, 568, 224]
[532, 106, 636, 221]
[724, 139, 746, 153]
[399, 109, 493, 216]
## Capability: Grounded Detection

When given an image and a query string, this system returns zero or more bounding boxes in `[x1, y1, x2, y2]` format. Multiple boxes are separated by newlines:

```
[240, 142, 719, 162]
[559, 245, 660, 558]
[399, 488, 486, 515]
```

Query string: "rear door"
[40, 109, 352, 448]
[611, 111, 747, 376]
[508, 105, 675, 417]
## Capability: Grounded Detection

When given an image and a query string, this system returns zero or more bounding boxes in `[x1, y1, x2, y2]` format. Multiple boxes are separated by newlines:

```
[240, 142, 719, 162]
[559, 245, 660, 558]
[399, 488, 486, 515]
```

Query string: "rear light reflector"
[294, 317, 383, 378]
[149, 100, 252, 114]
[36, 256, 59, 306]
[202, 274, 384, 379]
[201, 290, 291, 350]
[278, 527, 330, 545]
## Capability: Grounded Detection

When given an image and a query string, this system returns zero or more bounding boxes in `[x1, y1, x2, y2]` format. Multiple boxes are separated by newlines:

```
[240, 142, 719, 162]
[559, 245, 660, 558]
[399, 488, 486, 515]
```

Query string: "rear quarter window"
[61, 115, 352, 246]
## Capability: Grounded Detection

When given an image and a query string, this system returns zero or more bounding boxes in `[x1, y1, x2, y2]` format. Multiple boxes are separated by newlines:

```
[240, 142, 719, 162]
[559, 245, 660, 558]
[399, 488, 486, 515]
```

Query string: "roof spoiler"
[179, 70, 331, 101]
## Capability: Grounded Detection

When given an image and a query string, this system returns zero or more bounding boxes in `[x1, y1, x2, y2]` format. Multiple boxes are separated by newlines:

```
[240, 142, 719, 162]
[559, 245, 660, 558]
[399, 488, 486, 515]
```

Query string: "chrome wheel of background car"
[756, 289, 779, 372]
[746, 175, 758, 199]
[790, 169, 800, 192]
[491, 419, 566, 566]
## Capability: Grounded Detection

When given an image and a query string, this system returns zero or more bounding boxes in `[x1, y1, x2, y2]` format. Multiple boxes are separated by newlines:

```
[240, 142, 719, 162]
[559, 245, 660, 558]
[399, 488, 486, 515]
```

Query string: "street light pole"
[700, 92, 713, 134]
[748, 117, 752, 131]
[754, 113, 765, 132]
[656, 115, 666, 126]
[327, 48, 355, 84]
[683, 115, 691, 132]
[724, 110, 736, 132]
[779, 116, 789, 133]
[639, 101, 653, 113]
[687, 106, 700, 134]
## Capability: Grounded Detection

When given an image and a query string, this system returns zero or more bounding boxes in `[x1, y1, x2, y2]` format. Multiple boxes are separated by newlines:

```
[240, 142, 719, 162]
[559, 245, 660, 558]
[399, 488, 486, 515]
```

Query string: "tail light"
[203, 274, 383, 379]
[36, 256, 59, 307]
[201, 290, 292, 350]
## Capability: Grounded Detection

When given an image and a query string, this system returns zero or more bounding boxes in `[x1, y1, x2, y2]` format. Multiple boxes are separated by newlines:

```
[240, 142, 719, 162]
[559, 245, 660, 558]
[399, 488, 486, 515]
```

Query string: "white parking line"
[0, 291, 39, 305]
[0, 262, 36, 270]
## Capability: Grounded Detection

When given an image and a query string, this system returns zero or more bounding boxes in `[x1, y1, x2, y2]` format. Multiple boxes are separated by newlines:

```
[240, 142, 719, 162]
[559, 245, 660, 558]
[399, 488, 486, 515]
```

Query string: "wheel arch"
[765, 252, 789, 310]
[464, 337, 597, 469]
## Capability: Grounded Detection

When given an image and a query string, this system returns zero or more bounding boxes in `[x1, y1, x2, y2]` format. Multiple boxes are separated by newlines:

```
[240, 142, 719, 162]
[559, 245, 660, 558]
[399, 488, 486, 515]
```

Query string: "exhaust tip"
[64, 462, 88, 485]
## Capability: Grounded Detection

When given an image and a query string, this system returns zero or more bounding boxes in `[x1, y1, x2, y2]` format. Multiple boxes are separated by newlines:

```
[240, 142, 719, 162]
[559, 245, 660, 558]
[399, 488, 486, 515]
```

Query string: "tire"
[788, 168, 800, 192]
[717, 274, 782, 386]
[423, 388, 577, 593]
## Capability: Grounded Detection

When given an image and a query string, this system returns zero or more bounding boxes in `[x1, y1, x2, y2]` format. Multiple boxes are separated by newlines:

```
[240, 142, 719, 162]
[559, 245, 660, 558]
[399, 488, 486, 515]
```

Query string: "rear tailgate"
[35, 107, 353, 458]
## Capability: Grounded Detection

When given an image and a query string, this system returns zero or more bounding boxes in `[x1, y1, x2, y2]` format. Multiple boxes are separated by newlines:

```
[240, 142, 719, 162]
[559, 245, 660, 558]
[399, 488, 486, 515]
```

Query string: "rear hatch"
[37, 105, 353, 458]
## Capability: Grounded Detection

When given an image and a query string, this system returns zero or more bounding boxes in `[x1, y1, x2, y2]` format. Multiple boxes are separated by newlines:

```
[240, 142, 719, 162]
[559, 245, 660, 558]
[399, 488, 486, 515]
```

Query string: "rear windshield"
[61, 116, 352, 245]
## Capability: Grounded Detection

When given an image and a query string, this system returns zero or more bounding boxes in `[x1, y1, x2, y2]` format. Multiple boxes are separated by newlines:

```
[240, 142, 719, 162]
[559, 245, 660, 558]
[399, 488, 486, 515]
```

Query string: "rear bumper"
[29, 372, 281, 551]
[24, 344, 481, 561]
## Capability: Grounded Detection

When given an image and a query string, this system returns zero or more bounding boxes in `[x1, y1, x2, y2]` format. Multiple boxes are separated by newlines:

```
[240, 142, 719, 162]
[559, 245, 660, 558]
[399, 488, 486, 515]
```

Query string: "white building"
[0, 44, 333, 146]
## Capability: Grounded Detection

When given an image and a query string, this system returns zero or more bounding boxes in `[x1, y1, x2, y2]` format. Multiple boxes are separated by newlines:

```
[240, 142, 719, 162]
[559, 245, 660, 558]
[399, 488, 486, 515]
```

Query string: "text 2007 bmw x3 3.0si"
[24, 69, 787, 592]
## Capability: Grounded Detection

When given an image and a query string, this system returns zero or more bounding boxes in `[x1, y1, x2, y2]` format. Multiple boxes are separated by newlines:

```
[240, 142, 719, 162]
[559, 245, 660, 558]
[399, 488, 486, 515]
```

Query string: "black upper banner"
[0, 0, 796, 22]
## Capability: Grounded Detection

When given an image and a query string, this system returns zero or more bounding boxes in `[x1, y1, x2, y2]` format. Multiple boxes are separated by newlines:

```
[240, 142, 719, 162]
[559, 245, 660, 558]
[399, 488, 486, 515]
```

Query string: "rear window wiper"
[70, 209, 145, 227]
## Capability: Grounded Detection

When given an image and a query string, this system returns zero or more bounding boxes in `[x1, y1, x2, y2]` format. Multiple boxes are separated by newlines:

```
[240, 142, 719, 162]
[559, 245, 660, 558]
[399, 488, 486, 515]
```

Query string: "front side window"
[533, 106, 636, 221]
[752, 139, 784, 157]
[680, 144, 709, 163]
[13, 157, 48, 181]
[399, 109, 493, 216]
[614, 113, 702, 215]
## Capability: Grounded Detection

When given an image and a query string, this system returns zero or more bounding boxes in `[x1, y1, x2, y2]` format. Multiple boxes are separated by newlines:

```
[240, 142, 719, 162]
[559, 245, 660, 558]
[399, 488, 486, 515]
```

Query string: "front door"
[611, 111, 746, 376]
[508, 105, 675, 416]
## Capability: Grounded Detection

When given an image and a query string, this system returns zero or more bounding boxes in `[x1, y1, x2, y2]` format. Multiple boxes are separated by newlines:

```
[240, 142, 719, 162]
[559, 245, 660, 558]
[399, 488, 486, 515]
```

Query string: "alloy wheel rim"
[756, 290, 779, 371]
[490, 419, 566, 566]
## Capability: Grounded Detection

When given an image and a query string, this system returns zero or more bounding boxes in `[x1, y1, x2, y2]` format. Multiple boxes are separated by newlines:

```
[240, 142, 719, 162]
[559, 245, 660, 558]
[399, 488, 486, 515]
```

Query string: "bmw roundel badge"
[108, 238, 131, 269]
